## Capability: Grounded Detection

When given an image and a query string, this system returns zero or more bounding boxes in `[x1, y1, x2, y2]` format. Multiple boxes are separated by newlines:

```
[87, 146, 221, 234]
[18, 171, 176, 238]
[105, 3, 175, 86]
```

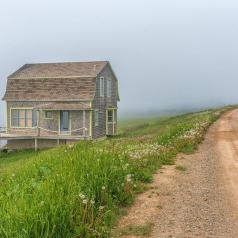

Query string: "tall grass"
[0, 108, 227, 237]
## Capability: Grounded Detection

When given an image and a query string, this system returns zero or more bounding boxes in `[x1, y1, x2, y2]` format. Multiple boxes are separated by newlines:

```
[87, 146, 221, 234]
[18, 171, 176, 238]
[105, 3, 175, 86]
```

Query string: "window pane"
[32, 110, 37, 127]
[19, 118, 25, 127]
[19, 110, 25, 119]
[11, 109, 18, 118]
[107, 79, 111, 97]
[26, 118, 32, 127]
[45, 111, 53, 118]
[11, 118, 19, 127]
[26, 110, 32, 119]
[108, 110, 113, 122]
[62, 111, 69, 130]
[100, 77, 104, 96]
[95, 111, 99, 126]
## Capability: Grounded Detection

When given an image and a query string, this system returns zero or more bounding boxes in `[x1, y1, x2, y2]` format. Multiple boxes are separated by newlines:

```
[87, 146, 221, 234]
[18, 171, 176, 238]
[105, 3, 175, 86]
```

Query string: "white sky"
[1, 0, 238, 124]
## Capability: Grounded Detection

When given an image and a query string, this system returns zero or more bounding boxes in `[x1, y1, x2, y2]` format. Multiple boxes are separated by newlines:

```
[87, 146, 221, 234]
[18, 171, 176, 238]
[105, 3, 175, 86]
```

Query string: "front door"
[60, 111, 70, 133]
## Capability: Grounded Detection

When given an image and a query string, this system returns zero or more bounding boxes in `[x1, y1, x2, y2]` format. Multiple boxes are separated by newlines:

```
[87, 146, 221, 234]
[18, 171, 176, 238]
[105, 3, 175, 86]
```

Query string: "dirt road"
[117, 110, 238, 238]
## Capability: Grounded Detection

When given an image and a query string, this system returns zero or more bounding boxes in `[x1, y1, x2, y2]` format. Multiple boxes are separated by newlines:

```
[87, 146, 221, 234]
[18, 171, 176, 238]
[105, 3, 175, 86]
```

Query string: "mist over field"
[1, 0, 238, 125]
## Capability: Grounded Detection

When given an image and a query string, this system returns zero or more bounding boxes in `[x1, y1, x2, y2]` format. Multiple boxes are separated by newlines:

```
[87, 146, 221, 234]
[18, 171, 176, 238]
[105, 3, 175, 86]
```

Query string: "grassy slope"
[0, 108, 229, 238]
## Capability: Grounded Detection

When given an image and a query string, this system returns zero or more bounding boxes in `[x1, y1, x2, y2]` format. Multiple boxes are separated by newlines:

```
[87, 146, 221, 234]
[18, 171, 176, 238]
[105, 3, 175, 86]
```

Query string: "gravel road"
[117, 110, 238, 238]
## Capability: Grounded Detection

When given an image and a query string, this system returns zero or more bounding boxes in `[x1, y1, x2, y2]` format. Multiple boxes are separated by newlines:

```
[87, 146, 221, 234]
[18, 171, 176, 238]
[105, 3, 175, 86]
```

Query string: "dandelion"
[11, 173, 15, 177]
[82, 199, 88, 204]
[126, 174, 132, 182]
[68, 144, 74, 149]
[64, 150, 67, 153]
[79, 193, 86, 199]
[102, 186, 106, 190]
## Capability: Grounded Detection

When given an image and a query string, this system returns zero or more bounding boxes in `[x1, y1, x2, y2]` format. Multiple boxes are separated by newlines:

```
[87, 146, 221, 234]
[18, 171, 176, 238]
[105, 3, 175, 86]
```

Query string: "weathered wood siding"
[70, 110, 90, 137]
[92, 64, 118, 139]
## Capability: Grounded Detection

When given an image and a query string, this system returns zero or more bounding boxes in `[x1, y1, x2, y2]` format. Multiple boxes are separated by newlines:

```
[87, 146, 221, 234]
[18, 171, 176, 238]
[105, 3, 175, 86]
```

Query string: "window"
[100, 77, 104, 97]
[11, 109, 19, 127]
[11, 109, 37, 128]
[95, 110, 99, 126]
[32, 111, 38, 127]
[107, 79, 112, 97]
[45, 111, 53, 119]
[107, 110, 113, 123]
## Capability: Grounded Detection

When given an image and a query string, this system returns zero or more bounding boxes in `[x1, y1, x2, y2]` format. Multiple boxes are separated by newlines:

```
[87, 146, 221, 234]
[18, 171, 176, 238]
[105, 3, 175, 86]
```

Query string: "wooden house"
[1, 61, 119, 149]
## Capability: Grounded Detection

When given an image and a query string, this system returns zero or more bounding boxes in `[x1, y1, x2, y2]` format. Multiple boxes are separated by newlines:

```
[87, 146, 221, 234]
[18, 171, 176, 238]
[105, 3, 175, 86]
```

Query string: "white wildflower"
[126, 174, 132, 183]
[79, 193, 86, 199]
[90, 200, 95, 205]
[82, 199, 88, 204]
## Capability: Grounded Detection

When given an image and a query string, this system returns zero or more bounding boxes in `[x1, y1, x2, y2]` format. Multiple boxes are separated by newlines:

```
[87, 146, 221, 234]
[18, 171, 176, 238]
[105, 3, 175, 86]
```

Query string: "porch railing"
[35, 126, 88, 137]
[0, 127, 6, 133]
[0, 126, 89, 141]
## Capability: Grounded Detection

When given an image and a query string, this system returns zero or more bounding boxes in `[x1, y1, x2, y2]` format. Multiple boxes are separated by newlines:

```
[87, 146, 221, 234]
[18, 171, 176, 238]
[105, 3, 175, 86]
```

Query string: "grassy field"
[0, 108, 229, 238]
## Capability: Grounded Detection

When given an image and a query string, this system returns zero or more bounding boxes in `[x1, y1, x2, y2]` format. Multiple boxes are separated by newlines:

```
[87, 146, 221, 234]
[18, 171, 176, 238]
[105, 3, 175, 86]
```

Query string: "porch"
[6, 102, 92, 138]
[1, 101, 92, 150]
[0, 125, 91, 151]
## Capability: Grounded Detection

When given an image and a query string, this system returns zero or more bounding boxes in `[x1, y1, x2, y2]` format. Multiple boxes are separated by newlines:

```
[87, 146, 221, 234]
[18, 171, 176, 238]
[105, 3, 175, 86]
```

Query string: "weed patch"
[118, 223, 154, 237]
[176, 165, 187, 171]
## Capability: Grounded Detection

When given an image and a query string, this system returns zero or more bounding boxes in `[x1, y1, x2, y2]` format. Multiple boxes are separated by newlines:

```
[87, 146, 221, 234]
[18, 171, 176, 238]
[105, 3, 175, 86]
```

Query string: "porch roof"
[33, 102, 91, 111]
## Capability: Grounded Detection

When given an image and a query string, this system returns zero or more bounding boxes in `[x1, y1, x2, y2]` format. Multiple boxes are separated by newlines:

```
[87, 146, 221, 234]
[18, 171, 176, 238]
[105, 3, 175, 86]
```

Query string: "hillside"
[0, 108, 229, 238]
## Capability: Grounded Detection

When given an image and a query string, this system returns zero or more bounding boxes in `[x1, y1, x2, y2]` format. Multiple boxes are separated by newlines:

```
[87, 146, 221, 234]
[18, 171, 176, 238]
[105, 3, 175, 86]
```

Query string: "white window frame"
[100, 76, 105, 97]
[95, 110, 99, 126]
[10, 108, 36, 128]
[44, 111, 53, 119]
[107, 109, 113, 124]
[107, 79, 112, 97]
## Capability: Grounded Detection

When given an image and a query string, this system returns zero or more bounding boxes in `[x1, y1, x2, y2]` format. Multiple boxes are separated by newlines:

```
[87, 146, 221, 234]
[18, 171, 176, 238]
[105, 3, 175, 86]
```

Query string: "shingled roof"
[3, 61, 109, 101]
[8, 61, 108, 79]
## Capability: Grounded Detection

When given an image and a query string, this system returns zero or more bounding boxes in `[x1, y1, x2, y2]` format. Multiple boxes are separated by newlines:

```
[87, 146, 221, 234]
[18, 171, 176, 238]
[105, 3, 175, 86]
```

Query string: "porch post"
[112, 109, 115, 135]
[35, 138, 38, 152]
[106, 109, 108, 135]
[89, 110, 92, 137]
[83, 110, 86, 137]
[5, 101, 8, 133]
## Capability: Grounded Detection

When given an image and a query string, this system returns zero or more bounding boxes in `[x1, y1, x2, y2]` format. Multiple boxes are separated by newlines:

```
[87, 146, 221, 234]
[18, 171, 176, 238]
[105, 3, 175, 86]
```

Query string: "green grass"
[0, 107, 230, 238]
[0, 149, 38, 175]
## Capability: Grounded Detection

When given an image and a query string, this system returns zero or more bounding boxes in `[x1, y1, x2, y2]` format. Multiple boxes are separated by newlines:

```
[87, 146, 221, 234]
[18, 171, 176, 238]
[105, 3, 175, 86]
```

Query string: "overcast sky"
[0, 0, 238, 125]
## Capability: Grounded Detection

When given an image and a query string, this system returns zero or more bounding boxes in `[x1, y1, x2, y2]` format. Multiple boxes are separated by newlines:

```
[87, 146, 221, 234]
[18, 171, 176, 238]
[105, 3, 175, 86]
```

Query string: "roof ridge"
[24, 60, 109, 66]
